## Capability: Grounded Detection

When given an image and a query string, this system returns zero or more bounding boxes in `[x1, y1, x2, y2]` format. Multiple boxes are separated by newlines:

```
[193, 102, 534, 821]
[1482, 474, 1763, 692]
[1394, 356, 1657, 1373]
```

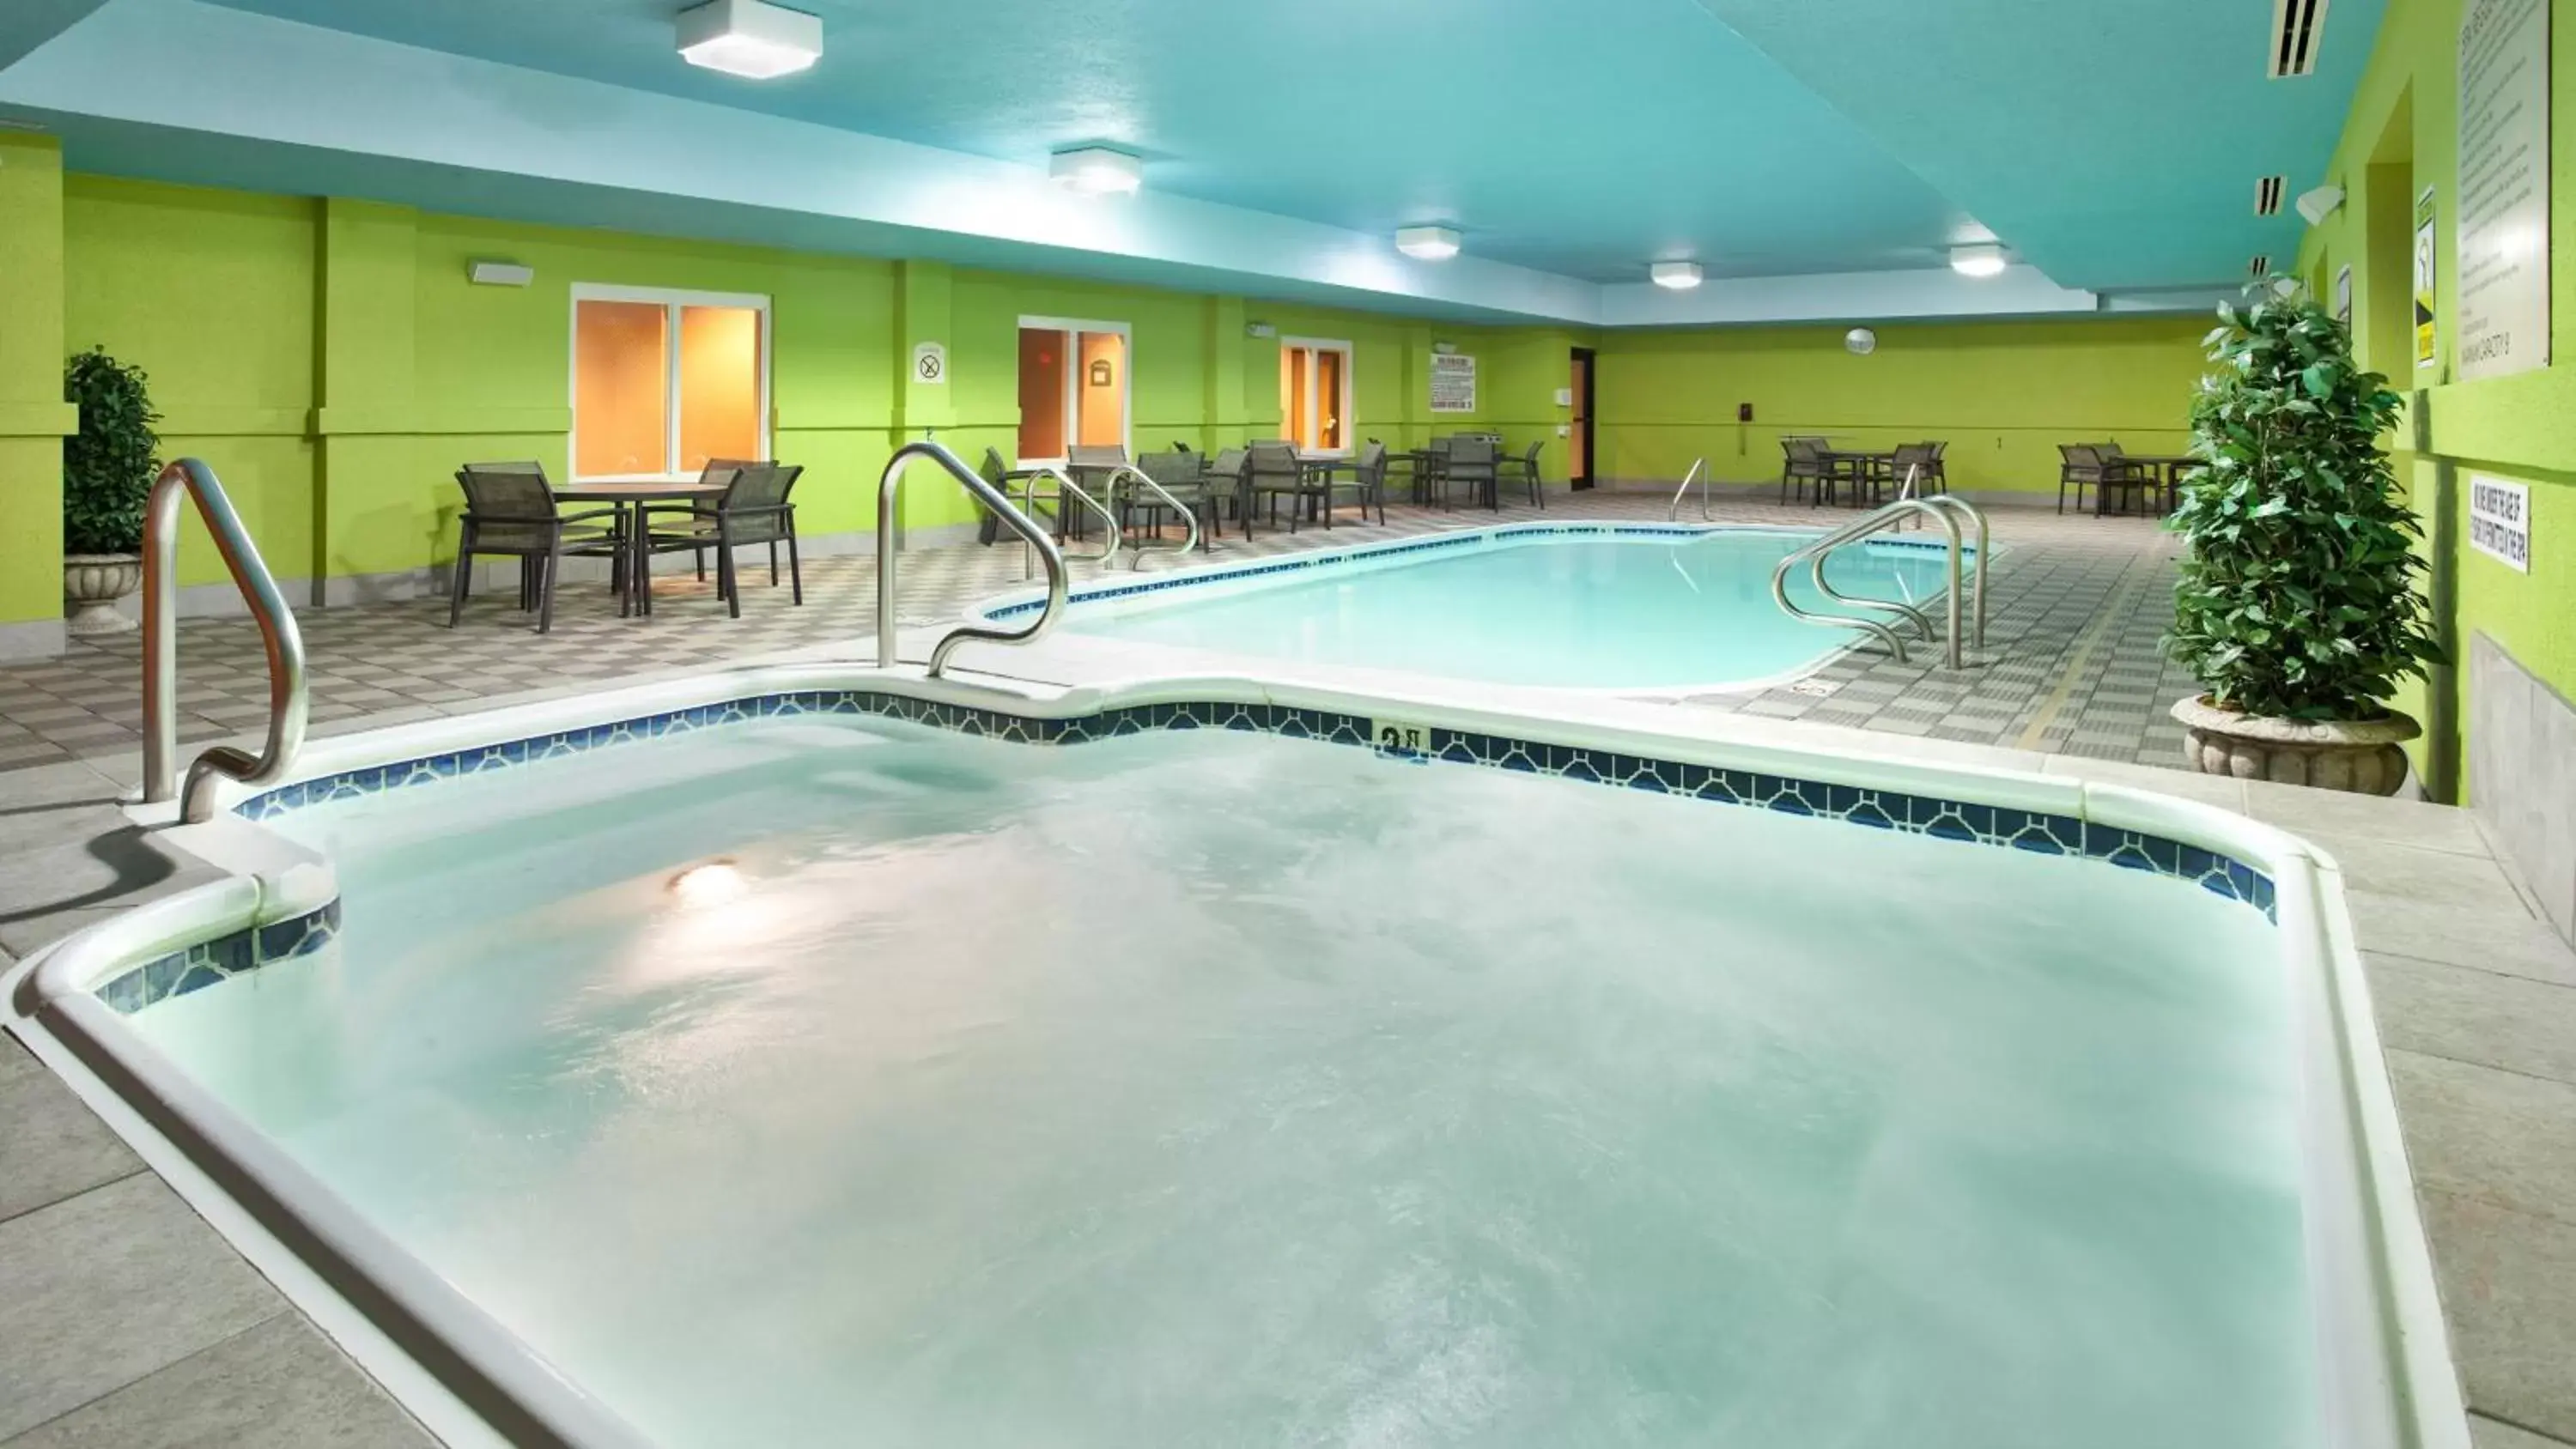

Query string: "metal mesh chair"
[1443, 436, 1500, 511]
[643, 462, 804, 616]
[1501, 439, 1546, 507]
[448, 462, 623, 634]
[1247, 440, 1315, 534]
[1131, 449, 1219, 549]
[1779, 437, 1838, 506]
[2057, 444, 2148, 515]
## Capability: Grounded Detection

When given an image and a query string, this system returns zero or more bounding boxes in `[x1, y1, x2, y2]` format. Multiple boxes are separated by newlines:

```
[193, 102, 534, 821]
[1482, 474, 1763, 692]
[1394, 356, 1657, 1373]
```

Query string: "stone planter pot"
[2170, 694, 2418, 796]
[63, 553, 143, 637]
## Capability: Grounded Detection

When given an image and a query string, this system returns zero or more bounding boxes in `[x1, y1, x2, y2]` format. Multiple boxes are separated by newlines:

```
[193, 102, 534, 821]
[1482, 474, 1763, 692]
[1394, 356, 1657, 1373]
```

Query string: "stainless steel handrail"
[1770, 494, 1985, 670]
[1667, 458, 1710, 521]
[1023, 464, 1121, 572]
[143, 458, 309, 823]
[1101, 464, 1202, 568]
[875, 440, 1070, 677]
[1918, 493, 1990, 646]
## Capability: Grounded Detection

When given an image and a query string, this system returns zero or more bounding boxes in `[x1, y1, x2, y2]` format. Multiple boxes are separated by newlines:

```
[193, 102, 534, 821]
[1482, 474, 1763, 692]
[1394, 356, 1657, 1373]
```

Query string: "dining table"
[2112, 454, 2200, 516]
[1815, 449, 1898, 506]
[552, 479, 732, 616]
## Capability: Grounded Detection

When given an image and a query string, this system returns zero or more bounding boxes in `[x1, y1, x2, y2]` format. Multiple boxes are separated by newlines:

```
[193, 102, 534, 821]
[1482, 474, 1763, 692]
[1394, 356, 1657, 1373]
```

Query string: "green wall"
[1593, 317, 2208, 495]
[2293, 0, 2576, 799]
[0, 165, 2214, 650]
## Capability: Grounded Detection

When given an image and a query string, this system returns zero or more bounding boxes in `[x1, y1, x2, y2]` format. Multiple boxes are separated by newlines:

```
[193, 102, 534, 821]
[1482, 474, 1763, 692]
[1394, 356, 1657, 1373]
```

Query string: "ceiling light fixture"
[1049, 146, 1143, 196]
[1649, 260, 1704, 290]
[676, 0, 822, 80]
[1949, 244, 2008, 278]
[1395, 226, 1461, 261]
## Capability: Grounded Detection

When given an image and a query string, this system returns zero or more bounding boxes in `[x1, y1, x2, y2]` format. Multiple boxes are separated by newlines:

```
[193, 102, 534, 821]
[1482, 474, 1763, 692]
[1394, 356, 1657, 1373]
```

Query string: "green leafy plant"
[62, 346, 161, 556]
[2164, 283, 2442, 720]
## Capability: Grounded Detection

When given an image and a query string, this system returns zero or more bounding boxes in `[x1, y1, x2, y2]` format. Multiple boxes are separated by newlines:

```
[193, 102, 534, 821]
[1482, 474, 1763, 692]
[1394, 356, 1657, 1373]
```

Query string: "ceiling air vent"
[2249, 255, 2273, 278]
[2269, 0, 2330, 77]
[2255, 175, 2287, 215]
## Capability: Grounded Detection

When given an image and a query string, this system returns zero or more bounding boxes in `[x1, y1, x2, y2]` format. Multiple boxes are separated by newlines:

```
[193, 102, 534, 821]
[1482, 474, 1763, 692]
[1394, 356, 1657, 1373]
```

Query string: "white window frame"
[1017, 314, 1133, 464]
[1279, 336, 1354, 457]
[568, 283, 772, 482]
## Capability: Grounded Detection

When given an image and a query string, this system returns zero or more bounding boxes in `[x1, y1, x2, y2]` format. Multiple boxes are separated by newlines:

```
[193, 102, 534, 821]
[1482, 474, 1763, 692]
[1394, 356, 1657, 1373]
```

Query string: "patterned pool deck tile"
[0, 491, 2199, 776]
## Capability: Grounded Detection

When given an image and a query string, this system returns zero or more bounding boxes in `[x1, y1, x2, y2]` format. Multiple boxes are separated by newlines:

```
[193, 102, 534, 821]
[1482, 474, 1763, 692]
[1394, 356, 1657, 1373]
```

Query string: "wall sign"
[910, 341, 946, 385]
[2469, 473, 2531, 572]
[2334, 264, 2354, 326]
[1429, 353, 1478, 414]
[1089, 357, 1115, 388]
[2415, 188, 2440, 369]
[2457, 0, 2552, 380]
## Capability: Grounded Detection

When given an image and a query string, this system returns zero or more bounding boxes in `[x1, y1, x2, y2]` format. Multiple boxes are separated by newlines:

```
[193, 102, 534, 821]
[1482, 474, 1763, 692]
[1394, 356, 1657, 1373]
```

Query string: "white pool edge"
[968, 519, 1996, 700]
[1, 661, 2467, 1449]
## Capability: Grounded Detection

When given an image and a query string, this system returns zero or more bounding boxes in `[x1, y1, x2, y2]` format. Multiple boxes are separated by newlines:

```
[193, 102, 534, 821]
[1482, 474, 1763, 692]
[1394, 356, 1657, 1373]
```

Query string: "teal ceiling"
[58, 0, 2382, 294]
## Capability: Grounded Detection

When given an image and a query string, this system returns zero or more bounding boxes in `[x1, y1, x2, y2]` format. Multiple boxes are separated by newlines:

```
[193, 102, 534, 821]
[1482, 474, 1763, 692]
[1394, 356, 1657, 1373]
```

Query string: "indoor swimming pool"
[1016, 524, 1969, 692]
[92, 704, 2325, 1448]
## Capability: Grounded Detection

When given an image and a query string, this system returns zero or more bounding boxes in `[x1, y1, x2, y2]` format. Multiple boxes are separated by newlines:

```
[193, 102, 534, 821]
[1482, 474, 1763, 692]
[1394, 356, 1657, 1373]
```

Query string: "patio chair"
[1443, 436, 1501, 511]
[1883, 441, 1937, 502]
[448, 461, 624, 634]
[1323, 440, 1389, 526]
[1778, 437, 1838, 506]
[1394, 436, 1450, 506]
[1500, 440, 1546, 507]
[2057, 444, 2144, 515]
[1921, 440, 1950, 494]
[1201, 447, 1250, 533]
[1131, 449, 1221, 550]
[642, 462, 804, 617]
[1248, 440, 1322, 533]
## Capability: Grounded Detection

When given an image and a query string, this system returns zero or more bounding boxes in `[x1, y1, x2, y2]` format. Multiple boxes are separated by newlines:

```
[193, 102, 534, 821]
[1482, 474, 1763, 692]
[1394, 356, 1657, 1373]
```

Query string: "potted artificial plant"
[2164, 282, 2442, 795]
[60, 346, 161, 636]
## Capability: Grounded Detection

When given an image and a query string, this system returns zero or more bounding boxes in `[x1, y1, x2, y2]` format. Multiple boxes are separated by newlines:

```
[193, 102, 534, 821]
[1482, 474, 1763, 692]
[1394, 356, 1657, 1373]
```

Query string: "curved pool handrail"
[875, 441, 1070, 677]
[1100, 464, 1203, 568]
[1771, 496, 1974, 669]
[1667, 458, 1710, 522]
[143, 458, 310, 823]
[1917, 493, 1990, 646]
[1023, 464, 1121, 570]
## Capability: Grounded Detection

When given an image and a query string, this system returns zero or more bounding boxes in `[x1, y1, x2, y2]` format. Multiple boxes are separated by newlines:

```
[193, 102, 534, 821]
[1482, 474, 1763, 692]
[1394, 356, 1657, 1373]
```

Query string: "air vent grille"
[2249, 255, 2272, 279]
[2269, 0, 2330, 77]
[2255, 175, 2287, 215]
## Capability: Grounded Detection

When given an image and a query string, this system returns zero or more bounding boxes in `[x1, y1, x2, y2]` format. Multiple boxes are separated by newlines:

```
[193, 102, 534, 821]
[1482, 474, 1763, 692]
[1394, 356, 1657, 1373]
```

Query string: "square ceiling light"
[1949, 244, 2008, 277]
[1050, 147, 1143, 196]
[676, 0, 822, 80]
[1649, 261, 1704, 290]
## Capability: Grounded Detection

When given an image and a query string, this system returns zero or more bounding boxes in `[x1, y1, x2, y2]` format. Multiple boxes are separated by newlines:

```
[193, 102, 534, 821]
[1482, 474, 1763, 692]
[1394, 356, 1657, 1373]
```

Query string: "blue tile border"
[96, 899, 340, 1016]
[981, 522, 1964, 622]
[219, 685, 2272, 924]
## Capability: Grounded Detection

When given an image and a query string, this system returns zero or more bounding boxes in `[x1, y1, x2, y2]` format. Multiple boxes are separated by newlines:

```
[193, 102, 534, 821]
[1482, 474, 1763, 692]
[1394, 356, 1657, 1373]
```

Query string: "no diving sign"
[911, 341, 947, 385]
[2469, 473, 2530, 573]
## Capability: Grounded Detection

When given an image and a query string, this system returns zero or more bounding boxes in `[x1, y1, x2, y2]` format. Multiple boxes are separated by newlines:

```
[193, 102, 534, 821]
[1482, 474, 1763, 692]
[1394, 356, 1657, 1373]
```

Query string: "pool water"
[141, 717, 2309, 1447]
[1060, 530, 1965, 690]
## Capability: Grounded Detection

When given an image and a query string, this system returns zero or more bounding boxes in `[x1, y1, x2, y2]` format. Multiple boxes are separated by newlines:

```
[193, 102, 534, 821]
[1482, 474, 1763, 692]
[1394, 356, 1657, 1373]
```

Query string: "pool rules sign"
[2458, 0, 2551, 381]
[2470, 475, 2531, 572]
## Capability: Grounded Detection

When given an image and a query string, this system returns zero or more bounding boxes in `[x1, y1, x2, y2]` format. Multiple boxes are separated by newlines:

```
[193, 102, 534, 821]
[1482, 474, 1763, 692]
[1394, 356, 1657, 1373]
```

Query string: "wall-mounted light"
[1050, 146, 1142, 196]
[1245, 322, 1277, 338]
[1649, 261, 1704, 290]
[2294, 185, 2345, 226]
[1395, 226, 1461, 261]
[467, 260, 533, 287]
[676, 0, 822, 79]
[1949, 244, 2008, 278]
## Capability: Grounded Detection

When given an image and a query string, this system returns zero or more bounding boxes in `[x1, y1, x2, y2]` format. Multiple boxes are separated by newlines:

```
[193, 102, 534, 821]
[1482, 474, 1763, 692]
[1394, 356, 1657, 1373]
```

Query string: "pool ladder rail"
[1771, 482, 1989, 670]
[1668, 458, 1711, 522]
[876, 440, 1072, 678]
[141, 458, 310, 824]
[1099, 464, 1203, 569]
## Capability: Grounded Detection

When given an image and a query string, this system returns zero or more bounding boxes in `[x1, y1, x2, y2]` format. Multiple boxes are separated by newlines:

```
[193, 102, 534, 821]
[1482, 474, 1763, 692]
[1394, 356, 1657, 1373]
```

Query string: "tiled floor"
[4, 490, 2573, 1447]
[0, 493, 2200, 775]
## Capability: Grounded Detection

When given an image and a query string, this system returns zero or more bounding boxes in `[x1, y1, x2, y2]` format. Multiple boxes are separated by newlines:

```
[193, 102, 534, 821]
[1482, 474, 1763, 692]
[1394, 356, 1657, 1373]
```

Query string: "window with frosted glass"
[572, 293, 765, 478]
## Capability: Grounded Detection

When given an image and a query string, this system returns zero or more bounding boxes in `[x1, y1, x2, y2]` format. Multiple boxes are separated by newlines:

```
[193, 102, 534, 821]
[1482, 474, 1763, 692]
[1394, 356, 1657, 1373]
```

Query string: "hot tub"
[7, 670, 2454, 1449]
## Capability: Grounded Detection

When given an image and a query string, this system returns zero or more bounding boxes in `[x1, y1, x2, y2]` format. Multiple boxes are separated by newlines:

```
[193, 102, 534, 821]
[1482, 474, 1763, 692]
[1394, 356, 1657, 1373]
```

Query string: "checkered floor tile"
[0, 493, 2201, 773]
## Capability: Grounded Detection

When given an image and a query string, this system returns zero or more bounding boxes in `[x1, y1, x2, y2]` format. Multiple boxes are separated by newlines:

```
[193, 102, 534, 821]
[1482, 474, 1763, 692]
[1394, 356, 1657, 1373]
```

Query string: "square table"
[553, 480, 732, 616]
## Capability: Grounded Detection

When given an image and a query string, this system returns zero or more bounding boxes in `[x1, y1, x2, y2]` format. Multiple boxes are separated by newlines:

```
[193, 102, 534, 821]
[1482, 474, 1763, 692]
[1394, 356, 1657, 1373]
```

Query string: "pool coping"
[0, 660, 2464, 1449]
[967, 519, 1995, 700]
